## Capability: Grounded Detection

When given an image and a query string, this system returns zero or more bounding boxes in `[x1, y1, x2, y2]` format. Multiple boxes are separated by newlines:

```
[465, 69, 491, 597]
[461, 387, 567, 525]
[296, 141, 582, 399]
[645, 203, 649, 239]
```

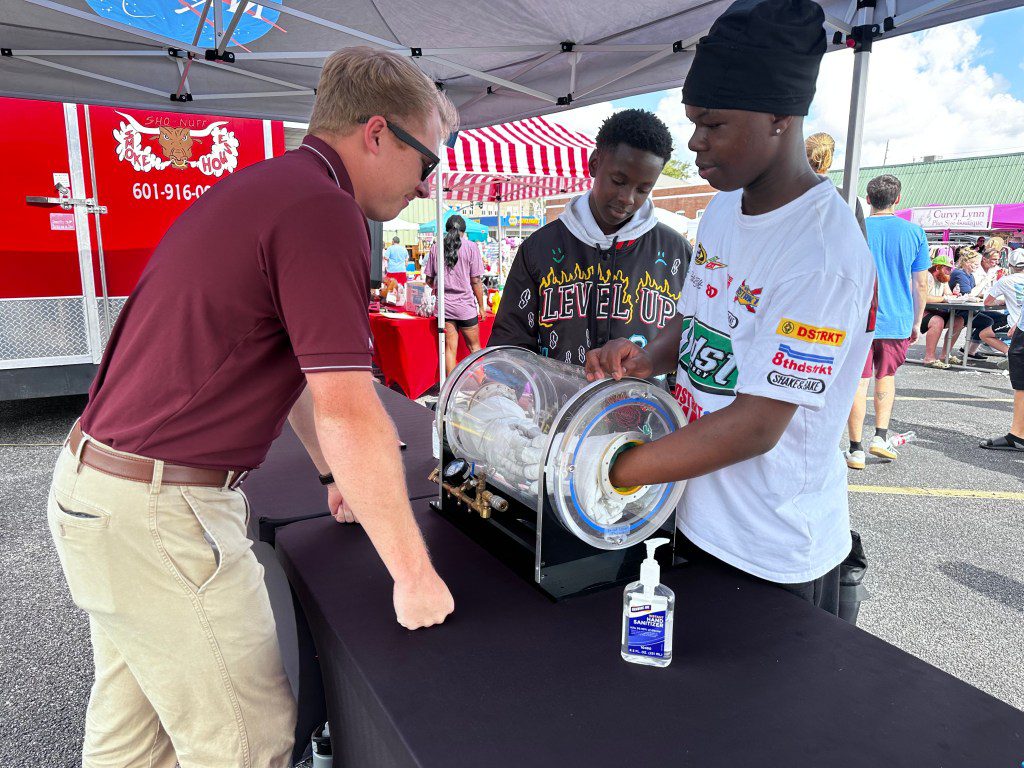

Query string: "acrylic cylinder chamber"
[436, 346, 687, 551]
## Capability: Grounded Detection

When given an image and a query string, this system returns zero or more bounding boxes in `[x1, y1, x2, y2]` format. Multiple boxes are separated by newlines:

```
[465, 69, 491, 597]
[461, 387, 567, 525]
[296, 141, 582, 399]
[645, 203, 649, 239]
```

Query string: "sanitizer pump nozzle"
[621, 536, 674, 667]
[640, 537, 669, 595]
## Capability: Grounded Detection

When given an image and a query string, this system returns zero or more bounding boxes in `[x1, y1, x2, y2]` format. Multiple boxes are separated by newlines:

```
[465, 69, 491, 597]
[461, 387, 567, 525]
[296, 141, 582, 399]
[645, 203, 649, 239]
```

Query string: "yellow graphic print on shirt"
[694, 243, 708, 266]
[775, 318, 846, 346]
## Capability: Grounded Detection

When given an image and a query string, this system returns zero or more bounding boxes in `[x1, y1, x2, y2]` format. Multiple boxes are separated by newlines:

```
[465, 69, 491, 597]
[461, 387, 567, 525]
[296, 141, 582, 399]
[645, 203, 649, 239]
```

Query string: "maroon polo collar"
[300, 135, 355, 196]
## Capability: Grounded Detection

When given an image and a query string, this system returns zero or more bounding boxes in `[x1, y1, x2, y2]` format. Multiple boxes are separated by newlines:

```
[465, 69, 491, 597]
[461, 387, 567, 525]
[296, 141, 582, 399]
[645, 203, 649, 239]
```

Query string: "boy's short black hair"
[866, 174, 902, 210]
[594, 109, 674, 163]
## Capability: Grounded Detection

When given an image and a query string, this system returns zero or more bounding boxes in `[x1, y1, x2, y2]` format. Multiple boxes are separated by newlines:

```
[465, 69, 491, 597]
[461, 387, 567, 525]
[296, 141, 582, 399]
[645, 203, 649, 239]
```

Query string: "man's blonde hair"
[956, 248, 980, 268]
[984, 236, 1005, 259]
[805, 132, 835, 174]
[309, 47, 458, 138]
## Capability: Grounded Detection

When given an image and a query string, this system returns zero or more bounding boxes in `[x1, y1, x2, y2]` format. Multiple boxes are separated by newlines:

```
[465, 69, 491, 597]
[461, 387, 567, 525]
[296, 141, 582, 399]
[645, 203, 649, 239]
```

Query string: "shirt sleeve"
[735, 269, 871, 411]
[470, 243, 484, 278]
[261, 193, 372, 372]
[987, 278, 1006, 300]
[488, 240, 540, 352]
[424, 244, 437, 280]
[912, 230, 930, 272]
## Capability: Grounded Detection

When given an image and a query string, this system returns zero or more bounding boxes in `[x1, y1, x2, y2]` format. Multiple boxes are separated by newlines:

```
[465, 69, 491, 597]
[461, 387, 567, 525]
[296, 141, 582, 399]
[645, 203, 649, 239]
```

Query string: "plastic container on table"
[405, 281, 428, 313]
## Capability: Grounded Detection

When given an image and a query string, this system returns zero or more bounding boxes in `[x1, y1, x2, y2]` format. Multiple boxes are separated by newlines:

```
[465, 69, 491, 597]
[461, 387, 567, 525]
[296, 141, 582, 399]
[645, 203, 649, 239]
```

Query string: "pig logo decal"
[114, 112, 239, 177]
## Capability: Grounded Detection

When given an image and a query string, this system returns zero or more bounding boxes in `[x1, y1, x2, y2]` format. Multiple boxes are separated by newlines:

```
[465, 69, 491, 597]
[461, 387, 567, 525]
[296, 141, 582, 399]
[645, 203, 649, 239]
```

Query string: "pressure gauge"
[443, 458, 471, 483]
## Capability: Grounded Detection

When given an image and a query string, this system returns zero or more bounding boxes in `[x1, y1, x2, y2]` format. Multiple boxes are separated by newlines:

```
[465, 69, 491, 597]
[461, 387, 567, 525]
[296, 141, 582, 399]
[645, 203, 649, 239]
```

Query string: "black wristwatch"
[318, 472, 334, 486]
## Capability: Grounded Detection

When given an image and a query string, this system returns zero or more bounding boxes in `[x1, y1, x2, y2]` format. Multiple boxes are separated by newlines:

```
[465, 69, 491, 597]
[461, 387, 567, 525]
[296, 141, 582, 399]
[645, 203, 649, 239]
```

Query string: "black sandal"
[979, 434, 1024, 451]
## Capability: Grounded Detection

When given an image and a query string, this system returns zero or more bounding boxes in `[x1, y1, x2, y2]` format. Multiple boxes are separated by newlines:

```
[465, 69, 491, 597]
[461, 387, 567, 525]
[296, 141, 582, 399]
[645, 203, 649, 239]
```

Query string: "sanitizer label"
[627, 606, 666, 658]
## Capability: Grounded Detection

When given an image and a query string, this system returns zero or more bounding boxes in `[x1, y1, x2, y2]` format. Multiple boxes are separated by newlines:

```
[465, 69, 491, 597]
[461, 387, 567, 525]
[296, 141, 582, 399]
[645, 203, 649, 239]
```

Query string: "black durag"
[682, 0, 827, 116]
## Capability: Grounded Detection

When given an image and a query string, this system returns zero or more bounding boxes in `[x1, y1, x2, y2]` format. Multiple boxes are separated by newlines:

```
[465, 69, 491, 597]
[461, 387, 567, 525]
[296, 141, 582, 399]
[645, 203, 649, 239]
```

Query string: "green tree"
[662, 158, 692, 180]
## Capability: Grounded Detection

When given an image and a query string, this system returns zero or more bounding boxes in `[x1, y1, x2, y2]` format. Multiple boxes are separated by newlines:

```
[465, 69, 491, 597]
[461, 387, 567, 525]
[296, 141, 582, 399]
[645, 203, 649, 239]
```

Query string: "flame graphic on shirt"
[634, 272, 681, 303]
[539, 263, 594, 290]
[595, 263, 630, 290]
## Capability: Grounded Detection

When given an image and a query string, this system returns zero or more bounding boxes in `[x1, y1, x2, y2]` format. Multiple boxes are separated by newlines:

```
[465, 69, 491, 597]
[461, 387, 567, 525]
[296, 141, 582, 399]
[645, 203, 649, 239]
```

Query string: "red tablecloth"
[369, 311, 494, 398]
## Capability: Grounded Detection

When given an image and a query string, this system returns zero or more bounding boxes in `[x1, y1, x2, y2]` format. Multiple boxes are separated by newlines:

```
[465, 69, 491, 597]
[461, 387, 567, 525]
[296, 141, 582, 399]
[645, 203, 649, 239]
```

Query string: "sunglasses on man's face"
[360, 117, 440, 182]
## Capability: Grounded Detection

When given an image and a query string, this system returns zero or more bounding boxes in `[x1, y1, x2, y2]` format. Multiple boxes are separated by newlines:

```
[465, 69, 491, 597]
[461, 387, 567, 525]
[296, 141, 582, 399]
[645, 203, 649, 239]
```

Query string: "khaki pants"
[47, 434, 296, 767]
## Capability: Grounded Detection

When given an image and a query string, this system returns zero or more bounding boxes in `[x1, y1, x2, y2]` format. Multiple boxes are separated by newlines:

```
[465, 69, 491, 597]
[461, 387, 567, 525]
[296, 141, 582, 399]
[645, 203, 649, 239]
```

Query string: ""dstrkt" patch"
[775, 318, 846, 346]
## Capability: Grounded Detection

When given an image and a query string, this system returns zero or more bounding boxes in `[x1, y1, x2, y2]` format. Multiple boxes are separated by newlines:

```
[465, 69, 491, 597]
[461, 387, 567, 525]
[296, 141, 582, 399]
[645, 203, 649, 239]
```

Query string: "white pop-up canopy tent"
[4, 0, 1019, 208]
[431, 115, 596, 278]
[653, 207, 697, 238]
[3, 0, 1020, 386]
[1, 0, 1017, 129]
[381, 216, 419, 232]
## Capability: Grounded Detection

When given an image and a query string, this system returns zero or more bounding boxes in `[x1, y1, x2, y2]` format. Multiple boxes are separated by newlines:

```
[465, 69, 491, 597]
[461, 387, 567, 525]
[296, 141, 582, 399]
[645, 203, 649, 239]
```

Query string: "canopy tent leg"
[839, 2, 882, 212]
[496, 197, 503, 286]
[436, 165, 447, 391]
[841, 46, 870, 210]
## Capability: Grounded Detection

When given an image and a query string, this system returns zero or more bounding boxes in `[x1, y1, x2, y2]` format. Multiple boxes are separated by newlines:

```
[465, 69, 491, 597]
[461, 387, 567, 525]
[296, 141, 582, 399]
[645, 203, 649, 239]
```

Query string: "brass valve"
[429, 463, 507, 519]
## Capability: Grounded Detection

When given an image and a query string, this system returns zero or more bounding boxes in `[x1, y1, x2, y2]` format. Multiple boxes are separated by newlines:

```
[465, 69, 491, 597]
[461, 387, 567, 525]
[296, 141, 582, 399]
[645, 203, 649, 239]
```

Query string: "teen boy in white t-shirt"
[985, 249, 1024, 330]
[585, 0, 875, 613]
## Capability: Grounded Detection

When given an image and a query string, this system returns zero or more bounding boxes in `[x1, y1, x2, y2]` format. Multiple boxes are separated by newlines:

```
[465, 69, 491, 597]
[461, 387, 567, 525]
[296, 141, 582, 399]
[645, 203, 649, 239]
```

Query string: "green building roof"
[827, 152, 1024, 209]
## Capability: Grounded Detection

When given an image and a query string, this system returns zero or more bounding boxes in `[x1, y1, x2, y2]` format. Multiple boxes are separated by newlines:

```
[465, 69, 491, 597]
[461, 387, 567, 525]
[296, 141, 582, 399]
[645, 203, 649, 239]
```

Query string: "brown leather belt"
[68, 422, 248, 488]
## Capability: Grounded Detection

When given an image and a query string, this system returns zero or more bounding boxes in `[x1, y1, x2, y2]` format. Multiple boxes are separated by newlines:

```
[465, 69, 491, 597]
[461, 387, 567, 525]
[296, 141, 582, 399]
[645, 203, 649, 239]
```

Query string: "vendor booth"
[372, 116, 597, 399]
[897, 203, 1024, 251]
[417, 208, 489, 243]
[427, 115, 596, 279]
[369, 310, 495, 399]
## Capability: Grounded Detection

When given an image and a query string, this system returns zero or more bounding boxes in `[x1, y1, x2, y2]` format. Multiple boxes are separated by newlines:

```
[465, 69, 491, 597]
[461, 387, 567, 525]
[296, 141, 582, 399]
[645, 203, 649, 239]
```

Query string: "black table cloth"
[275, 503, 1024, 768]
[246, 382, 437, 544]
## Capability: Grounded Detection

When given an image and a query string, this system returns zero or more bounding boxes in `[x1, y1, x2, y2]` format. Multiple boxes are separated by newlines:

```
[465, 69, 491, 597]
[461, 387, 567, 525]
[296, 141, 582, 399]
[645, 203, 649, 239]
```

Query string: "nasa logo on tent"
[86, 0, 284, 48]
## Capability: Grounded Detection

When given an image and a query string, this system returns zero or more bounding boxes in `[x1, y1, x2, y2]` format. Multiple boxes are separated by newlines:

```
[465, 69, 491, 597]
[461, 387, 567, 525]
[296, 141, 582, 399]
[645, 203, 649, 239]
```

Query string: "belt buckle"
[229, 470, 250, 490]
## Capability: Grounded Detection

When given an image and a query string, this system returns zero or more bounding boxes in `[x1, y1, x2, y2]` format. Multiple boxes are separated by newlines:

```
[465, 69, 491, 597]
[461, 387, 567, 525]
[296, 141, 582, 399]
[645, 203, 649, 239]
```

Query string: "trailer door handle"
[25, 195, 107, 214]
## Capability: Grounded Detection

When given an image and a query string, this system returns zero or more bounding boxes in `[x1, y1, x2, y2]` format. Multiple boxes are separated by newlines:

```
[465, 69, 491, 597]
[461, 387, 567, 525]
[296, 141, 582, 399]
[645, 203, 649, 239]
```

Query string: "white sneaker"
[870, 435, 899, 460]
[844, 448, 865, 470]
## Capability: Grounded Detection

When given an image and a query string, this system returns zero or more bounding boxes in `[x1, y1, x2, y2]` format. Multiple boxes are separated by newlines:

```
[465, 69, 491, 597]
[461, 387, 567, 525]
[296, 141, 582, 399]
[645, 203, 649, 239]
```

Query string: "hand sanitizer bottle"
[621, 537, 674, 667]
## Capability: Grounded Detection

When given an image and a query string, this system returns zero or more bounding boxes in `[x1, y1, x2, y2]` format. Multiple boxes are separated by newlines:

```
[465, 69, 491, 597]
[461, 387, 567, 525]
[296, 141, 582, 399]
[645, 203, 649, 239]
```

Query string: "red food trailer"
[1, 96, 285, 399]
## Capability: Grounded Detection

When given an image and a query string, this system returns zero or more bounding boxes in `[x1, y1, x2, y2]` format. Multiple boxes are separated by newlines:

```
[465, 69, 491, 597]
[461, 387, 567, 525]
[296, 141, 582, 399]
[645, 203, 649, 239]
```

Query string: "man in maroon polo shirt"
[47, 48, 456, 768]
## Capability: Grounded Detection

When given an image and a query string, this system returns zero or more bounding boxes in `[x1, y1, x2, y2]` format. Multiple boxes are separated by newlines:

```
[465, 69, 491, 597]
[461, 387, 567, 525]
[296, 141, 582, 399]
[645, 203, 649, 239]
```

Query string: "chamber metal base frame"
[430, 460, 680, 601]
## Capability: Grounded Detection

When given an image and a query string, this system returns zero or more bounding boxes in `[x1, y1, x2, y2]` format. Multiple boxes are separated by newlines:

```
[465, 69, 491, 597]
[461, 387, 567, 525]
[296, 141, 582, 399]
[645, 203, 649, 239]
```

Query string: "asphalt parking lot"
[1, 347, 1021, 766]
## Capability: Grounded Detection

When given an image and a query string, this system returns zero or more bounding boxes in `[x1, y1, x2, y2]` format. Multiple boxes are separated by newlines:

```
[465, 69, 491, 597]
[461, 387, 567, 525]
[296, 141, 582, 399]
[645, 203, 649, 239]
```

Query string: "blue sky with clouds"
[556, 6, 1024, 170]
[975, 6, 1024, 96]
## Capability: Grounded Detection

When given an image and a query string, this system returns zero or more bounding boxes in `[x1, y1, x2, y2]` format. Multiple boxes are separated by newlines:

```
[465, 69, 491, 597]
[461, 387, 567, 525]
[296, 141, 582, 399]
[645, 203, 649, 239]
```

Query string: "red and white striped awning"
[429, 116, 596, 203]
[439, 172, 593, 203]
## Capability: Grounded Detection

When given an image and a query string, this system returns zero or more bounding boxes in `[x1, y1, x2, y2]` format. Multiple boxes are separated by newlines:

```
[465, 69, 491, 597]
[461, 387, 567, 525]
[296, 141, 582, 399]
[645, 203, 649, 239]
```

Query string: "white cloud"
[546, 101, 616, 138]
[544, 20, 1024, 174]
[808, 20, 1024, 166]
[653, 93, 696, 167]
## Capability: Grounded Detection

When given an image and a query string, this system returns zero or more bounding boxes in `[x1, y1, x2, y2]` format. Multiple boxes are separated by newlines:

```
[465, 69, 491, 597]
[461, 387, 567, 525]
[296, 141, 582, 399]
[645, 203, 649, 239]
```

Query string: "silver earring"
[775, 128, 781, 134]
